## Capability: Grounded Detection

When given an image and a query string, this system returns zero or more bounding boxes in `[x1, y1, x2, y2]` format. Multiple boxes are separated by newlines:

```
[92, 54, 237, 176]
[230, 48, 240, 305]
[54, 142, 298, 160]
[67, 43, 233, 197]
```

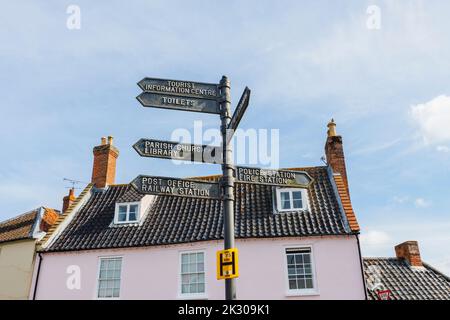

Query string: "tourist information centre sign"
[235, 166, 313, 187]
[133, 138, 222, 164]
[136, 77, 220, 114]
[131, 175, 220, 200]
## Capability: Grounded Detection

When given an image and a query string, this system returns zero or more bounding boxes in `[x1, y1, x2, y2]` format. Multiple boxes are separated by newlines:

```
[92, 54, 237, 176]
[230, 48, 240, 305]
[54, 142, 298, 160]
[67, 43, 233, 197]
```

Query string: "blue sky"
[1, 1, 449, 274]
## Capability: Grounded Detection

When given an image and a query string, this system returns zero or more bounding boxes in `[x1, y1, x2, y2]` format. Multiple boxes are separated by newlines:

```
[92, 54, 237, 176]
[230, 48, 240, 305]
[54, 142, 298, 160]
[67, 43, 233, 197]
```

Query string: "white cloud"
[436, 145, 450, 153]
[414, 197, 431, 208]
[410, 95, 450, 146]
[360, 230, 391, 247]
[393, 196, 409, 204]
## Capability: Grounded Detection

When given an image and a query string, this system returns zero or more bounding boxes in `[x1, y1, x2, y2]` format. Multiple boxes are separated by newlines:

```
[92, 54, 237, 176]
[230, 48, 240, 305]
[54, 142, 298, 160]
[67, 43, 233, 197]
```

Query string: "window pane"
[182, 284, 189, 294]
[118, 213, 127, 222]
[189, 263, 197, 273]
[287, 254, 295, 264]
[198, 283, 205, 293]
[129, 205, 138, 221]
[293, 199, 303, 209]
[292, 191, 302, 201]
[280, 192, 291, 210]
[182, 274, 189, 284]
[197, 252, 204, 262]
[295, 254, 304, 264]
[190, 283, 198, 293]
[289, 280, 297, 290]
[306, 278, 314, 289]
[303, 254, 311, 263]
[181, 254, 189, 264]
[280, 192, 290, 201]
[181, 263, 189, 273]
[119, 206, 127, 214]
[198, 262, 204, 272]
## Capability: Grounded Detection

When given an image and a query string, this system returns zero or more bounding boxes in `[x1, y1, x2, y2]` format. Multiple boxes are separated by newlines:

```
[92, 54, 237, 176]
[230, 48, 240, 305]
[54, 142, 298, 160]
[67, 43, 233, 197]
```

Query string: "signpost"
[132, 75, 249, 300]
[235, 166, 313, 187]
[133, 138, 222, 164]
[131, 175, 220, 199]
[227, 87, 250, 143]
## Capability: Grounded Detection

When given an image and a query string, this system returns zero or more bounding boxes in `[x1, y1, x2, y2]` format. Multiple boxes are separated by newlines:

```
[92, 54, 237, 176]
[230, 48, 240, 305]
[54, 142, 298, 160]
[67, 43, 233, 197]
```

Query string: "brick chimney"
[91, 136, 119, 188]
[62, 188, 76, 213]
[325, 119, 349, 193]
[395, 241, 423, 267]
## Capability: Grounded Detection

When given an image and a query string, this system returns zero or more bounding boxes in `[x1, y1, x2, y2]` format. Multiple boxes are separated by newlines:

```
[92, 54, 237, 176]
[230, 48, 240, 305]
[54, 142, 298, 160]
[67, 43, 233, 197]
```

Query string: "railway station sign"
[131, 175, 221, 199]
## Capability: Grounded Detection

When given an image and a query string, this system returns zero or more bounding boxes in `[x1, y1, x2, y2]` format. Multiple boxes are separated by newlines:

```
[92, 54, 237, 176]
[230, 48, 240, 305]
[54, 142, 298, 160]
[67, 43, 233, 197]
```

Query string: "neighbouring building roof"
[42, 166, 359, 252]
[364, 258, 450, 300]
[0, 208, 60, 244]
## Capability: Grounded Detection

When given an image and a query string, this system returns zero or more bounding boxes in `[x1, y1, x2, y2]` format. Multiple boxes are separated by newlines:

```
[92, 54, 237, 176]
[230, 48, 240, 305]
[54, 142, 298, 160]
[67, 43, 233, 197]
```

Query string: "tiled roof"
[364, 258, 450, 300]
[0, 209, 39, 244]
[44, 166, 357, 252]
[333, 174, 359, 232]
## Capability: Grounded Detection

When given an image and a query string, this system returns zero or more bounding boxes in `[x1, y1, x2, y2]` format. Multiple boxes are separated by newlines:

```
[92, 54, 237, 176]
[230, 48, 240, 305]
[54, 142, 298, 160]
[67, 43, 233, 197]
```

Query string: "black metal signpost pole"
[219, 76, 236, 300]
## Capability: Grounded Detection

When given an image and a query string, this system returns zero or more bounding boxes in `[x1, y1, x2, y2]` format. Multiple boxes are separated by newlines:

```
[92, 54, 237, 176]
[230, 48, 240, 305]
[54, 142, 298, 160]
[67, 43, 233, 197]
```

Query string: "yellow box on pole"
[217, 248, 239, 280]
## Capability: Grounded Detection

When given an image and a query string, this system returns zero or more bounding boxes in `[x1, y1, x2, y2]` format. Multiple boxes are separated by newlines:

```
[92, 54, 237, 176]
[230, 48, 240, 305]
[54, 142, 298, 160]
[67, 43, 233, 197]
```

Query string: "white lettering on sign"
[161, 96, 195, 107]
[144, 80, 217, 98]
[140, 177, 211, 197]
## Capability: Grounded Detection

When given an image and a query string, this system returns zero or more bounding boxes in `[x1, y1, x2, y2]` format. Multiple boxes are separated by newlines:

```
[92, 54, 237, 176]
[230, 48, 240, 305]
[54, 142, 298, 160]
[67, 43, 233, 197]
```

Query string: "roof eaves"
[38, 183, 94, 251]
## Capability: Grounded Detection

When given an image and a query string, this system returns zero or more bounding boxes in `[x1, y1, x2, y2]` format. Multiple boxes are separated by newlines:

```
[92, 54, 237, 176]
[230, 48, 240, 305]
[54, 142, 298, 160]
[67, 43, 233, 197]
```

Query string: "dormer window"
[113, 195, 155, 225]
[114, 202, 140, 224]
[276, 188, 309, 212]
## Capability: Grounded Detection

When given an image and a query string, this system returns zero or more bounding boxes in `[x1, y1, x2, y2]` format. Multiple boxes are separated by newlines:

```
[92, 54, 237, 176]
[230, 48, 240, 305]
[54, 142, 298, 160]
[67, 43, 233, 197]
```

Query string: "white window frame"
[283, 245, 319, 297]
[178, 250, 208, 300]
[114, 202, 140, 224]
[276, 188, 309, 212]
[95, 256, 123, 300]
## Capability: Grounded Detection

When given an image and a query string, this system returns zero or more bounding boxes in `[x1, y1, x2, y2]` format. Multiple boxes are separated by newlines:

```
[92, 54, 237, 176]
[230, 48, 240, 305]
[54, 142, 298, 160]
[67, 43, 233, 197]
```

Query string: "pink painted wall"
[32, 236, 365, 300]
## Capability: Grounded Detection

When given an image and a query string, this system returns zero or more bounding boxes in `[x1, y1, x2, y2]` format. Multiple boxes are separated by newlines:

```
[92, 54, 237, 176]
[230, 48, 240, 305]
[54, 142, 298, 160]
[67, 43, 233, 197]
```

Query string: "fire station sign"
[137, 77, 220, 114]
[235, 166, 313, 187]
[131, 175, 221, 199]
[133, 138, 222, 164]
[217, 248, 239, 280]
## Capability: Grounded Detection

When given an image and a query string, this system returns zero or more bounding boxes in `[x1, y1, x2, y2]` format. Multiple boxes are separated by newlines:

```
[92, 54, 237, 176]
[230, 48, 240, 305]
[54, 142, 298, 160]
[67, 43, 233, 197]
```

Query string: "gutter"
[32, 252, 43, 300]
[355, 234, 368, 300]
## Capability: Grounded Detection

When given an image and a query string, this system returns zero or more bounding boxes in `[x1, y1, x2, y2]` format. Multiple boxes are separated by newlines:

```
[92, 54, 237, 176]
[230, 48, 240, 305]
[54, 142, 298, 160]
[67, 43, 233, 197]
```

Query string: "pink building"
[31, 121, 366, 300]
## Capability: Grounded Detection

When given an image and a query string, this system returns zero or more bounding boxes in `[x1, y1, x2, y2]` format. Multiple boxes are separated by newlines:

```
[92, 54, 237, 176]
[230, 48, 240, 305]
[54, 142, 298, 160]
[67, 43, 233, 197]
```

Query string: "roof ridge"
[0, 207, 41, 226]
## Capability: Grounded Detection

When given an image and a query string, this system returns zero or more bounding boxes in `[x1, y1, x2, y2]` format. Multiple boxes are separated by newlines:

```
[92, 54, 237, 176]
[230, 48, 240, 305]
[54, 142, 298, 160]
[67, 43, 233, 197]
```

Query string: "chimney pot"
[101, 137, 107, 145]
[107, 136, 113, 145]
[327, 118, 337, 137]
[395, 241, 423, 267]
[62, 188, 76, 213]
